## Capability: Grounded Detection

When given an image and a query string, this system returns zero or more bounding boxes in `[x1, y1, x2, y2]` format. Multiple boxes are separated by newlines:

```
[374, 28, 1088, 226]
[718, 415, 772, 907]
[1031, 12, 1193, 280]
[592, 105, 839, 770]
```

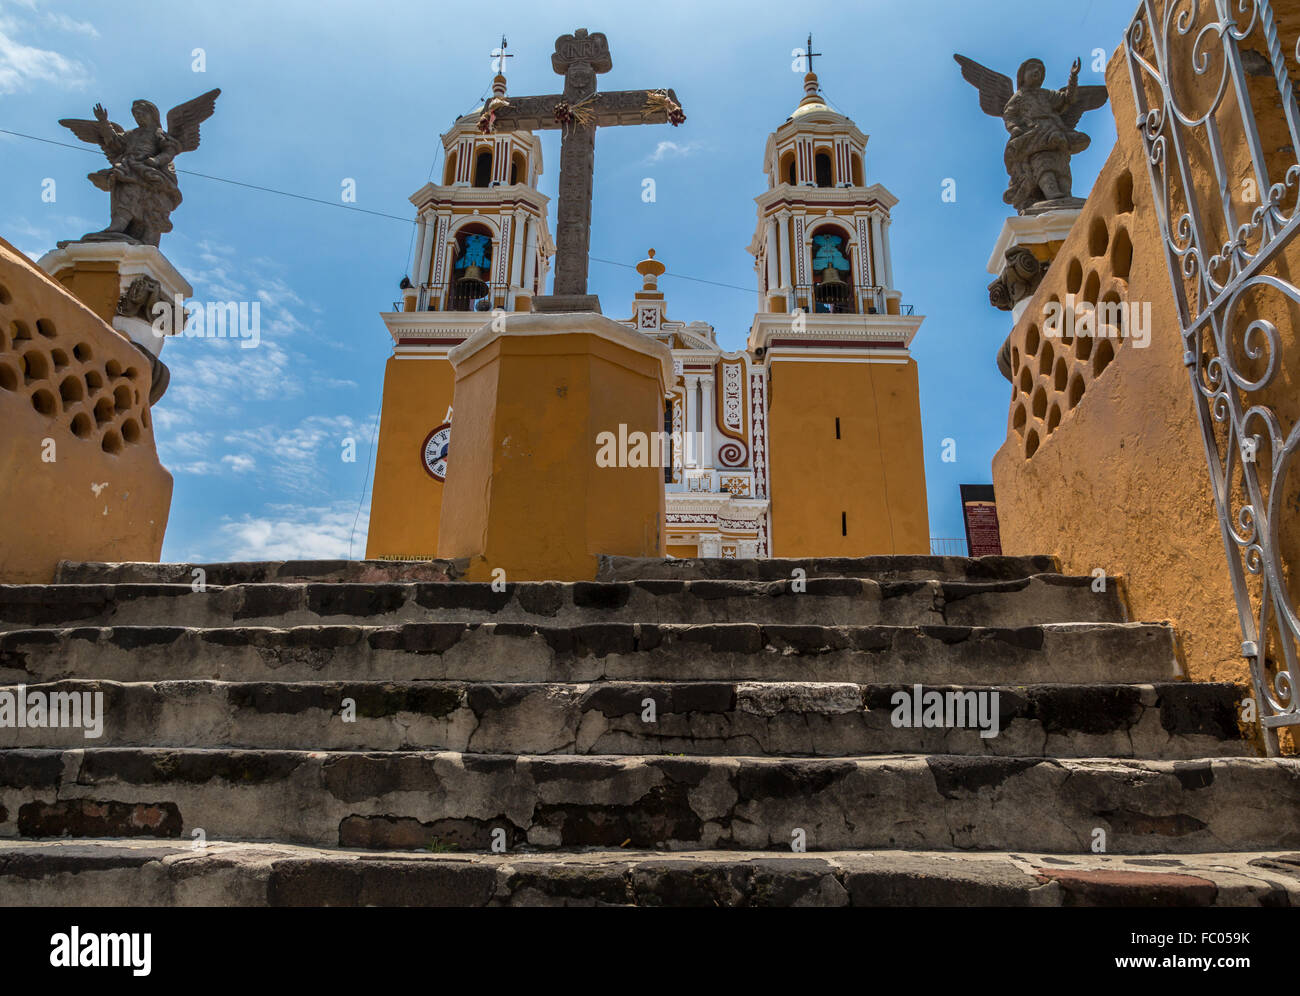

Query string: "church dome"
[786, 72, 847, 123]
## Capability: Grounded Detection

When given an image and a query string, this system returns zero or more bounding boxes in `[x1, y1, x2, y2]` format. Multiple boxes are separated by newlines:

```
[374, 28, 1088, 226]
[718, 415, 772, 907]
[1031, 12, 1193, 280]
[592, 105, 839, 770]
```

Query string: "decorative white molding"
[986, 209, 1083, 275]
[747, 312, 923, 352]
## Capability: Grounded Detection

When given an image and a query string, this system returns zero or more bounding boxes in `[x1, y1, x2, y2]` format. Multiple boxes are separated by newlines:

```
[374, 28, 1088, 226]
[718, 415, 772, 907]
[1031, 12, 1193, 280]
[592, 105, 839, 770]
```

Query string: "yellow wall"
[0, 237, 171, 582]
[990, 42, 1275, 689]
[364, 354, 456, 559]
[767, 356, 929, 555]
[52, 263, 120, 324]
[438, 323, 668, 580]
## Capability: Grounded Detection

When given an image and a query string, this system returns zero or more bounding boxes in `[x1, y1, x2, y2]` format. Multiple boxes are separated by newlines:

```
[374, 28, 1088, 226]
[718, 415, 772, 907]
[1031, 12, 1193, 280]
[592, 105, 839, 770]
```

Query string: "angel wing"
[164, 88, 221, 154]
[1062, 84, 1109, 128]
[58, 116, 123, 154]
[953, 54, 1014, 118]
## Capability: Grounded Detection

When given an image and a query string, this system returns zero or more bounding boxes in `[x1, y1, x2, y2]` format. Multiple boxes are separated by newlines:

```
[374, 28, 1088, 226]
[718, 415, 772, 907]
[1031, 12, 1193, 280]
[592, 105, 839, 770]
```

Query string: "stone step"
[1, 839, 1295, 906]
[54, 559, 465, 586]
[0, 576, 1128, 631]
[0, 621, 1181, 685]
[597, 555, 1062, 583]
[57, 554, 1060, 587]
[3, 749, 1294, 853]
[0, 679, 1247, 758]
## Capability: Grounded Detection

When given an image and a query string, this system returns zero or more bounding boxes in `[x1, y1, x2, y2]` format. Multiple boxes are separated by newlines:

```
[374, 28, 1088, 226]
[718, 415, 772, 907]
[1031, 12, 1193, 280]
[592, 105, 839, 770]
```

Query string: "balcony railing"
[417, 282, 507, 313]
[787, 285, 895, 316]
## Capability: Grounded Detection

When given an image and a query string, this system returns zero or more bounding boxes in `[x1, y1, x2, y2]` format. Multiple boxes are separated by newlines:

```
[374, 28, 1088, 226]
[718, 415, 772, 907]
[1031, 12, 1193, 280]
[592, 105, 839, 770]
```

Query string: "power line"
[0, 127, 418, 224]
[0, 125, 755, 295]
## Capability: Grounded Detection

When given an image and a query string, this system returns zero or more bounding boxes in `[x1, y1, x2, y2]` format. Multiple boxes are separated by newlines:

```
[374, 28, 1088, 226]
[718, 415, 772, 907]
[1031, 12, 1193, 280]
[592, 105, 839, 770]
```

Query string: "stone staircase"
[0, 554, 1298, 906]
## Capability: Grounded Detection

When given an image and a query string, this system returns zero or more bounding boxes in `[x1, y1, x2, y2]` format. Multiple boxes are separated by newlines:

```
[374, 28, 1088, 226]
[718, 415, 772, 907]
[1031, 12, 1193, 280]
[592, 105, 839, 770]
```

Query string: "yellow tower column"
[437, 313, 673, 581]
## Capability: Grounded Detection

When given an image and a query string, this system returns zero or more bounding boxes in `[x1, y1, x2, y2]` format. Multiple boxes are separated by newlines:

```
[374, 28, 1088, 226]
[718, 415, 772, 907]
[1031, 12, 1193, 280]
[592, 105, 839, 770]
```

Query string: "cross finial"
[805, 33, 822, 75]
[492, 34, 513, 74]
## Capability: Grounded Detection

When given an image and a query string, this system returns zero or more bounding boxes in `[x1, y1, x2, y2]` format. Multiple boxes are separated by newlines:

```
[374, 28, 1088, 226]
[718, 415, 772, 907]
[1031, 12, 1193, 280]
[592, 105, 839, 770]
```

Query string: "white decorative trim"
[749, 370, 769, 502]
[748, 312, 923, 352]
[720, 358, 745, 437]
[985, 208, 1083, 275]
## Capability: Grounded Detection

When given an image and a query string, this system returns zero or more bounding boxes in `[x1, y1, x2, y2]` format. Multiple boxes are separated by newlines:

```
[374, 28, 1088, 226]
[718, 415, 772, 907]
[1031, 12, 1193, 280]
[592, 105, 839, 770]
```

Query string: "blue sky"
[0, 0, 1137, 560]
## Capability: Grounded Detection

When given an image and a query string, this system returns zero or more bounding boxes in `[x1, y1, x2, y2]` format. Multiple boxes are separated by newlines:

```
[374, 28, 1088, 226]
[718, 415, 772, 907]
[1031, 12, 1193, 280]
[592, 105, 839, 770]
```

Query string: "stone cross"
[487, 28, 684, 312]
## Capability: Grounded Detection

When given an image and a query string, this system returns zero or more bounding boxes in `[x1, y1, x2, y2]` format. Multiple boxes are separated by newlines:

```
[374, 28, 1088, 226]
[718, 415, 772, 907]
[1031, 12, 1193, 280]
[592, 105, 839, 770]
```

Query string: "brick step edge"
[0, 839, 1295, 907]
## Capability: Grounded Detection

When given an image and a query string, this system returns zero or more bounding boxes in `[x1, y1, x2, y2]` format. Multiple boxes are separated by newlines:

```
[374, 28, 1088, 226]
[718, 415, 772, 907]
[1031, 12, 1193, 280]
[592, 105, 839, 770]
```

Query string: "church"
[365, 58, 931, 563]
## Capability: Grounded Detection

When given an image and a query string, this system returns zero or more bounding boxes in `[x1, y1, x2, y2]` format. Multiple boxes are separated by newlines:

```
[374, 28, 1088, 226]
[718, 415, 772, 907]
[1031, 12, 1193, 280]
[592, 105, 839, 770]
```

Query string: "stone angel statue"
[59, 89, 221, 246]
[953, 56, 1107, 214]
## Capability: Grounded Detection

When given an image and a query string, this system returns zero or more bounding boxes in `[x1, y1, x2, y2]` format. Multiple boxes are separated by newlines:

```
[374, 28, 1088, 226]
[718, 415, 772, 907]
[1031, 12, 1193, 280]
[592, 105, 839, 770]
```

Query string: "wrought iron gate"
[1125, 0, 1300, 752]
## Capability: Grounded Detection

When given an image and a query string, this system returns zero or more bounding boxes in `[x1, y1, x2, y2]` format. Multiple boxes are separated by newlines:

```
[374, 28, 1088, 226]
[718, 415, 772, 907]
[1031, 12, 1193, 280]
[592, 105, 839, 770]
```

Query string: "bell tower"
[365, 71, 555, 560]
[747, 56, 931, 555]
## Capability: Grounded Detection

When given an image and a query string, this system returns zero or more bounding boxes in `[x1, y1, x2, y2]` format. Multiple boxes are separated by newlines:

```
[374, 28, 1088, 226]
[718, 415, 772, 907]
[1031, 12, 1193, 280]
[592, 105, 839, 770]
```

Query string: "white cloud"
[221, 413, 369, 495]
[222, 453, 255, 472]
[44, 12, 98, 38]
[215, 502, 370, 561]
[0, 12, 89, 95]
[647, 140, 703, 163]
[157, 412, 368, 494]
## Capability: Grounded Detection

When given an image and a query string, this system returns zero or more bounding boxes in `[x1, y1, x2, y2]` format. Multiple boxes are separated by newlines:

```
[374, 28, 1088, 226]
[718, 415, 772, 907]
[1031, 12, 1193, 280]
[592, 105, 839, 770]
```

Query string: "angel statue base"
[954, 55, 1107, 216]
[58, 90, 220, 247]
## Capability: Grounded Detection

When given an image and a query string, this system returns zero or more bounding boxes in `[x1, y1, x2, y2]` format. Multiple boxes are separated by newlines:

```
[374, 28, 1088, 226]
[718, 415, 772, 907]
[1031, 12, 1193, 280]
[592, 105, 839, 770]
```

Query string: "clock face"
[421, 422, 451, 482]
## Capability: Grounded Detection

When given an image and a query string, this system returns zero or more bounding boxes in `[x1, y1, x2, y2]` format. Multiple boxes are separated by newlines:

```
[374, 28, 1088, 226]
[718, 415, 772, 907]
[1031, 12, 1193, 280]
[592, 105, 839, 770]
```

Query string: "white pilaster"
[510, 209, 525, 289]
[683, 374, 698, 466]
[522, 215, 538, 295]
[417, 215, 436, 289]
[700, 375, 715, 467]
[765, 216, 778, 295]
[411, 213, 429, 285]
[881, 216, 895, 289]
[870, 214, 887, 290]
[776, 210, 791, 290]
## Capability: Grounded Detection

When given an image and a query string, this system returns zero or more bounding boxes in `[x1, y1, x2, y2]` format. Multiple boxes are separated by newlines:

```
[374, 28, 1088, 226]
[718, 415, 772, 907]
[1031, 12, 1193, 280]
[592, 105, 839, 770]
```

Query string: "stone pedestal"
[532, 294, 601, 314]
[986, 208, 1081, 378]
[37, 242, 192, 403]
[437, 312, 673, 581]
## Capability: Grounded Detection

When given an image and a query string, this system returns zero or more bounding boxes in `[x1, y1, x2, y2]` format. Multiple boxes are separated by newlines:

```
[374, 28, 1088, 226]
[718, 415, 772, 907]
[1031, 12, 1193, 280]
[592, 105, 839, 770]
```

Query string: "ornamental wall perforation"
[1007, 168, 1138, 460]
[0, 281, 150, 454]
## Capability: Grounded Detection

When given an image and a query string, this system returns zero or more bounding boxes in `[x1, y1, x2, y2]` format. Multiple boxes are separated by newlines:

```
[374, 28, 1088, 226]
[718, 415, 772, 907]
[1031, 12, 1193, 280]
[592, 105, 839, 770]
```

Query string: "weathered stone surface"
[0, 621, 1180, 686]
[0, 841, 1296, 907]
[54, 559, 468, 585]
[0, 749, 1293, 853]
[0, 554, 1281, 908]
[0, 575, 1127, 631]
[596, 555, 1061, 583]
[0, 678, 1246, 759]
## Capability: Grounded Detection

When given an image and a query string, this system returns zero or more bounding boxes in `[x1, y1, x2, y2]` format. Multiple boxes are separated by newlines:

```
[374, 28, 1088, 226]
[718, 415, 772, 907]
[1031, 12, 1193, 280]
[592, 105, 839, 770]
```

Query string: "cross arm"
[486, 94, 565, 132]
[593, 88, 684, 126]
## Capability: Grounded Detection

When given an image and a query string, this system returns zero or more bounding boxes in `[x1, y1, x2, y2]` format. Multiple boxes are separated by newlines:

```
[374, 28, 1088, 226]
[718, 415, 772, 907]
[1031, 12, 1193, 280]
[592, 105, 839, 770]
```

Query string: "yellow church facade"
[365, 68, 929, 564]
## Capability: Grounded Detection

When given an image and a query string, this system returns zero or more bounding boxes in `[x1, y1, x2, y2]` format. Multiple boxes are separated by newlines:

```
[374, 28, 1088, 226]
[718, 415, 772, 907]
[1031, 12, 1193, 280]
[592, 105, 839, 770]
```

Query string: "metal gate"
[1124, 0, 1300, 752]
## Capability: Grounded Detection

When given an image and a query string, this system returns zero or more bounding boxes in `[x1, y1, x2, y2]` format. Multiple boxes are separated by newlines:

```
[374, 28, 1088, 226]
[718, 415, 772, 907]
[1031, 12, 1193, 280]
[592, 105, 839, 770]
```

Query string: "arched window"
[448, 224, 493, 311]
[850, 154, 863, 187]
[779, 151, 795, 187]
[473, 149, 492, 188]
[510, 151, 527, 185]
[444, 151, 458, 186]
[814, 151, 833, 188]
[810, 225, 853, 314]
